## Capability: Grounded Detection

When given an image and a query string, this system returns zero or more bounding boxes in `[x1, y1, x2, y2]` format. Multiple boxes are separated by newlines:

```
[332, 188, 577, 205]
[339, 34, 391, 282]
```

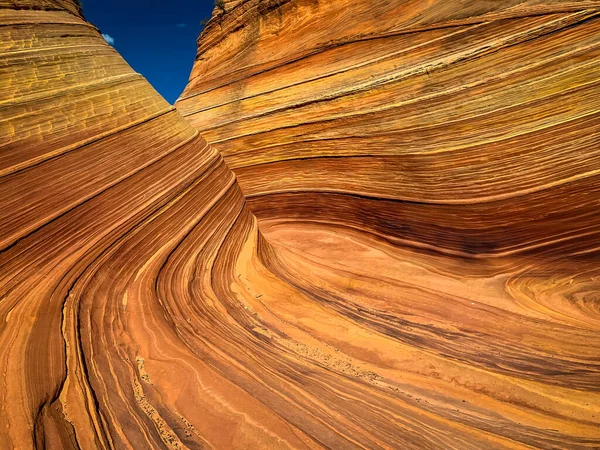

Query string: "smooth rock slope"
[177, 0, 600, 257]
[1, 0, 599, 449]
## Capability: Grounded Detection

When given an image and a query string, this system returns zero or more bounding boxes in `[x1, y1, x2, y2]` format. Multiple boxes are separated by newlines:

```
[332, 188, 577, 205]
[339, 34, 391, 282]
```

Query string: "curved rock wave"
[177, 0, 600, 257]
[1, 1, 599, 449]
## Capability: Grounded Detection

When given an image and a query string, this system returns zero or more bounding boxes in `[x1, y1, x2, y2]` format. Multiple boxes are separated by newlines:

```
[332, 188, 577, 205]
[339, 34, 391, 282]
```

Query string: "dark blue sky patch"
[83, 0, 215, 104]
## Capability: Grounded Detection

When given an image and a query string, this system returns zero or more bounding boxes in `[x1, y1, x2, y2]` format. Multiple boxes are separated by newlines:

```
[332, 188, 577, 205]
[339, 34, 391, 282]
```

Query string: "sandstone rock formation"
[1, 0, 600, 449]
[178, 0, 600, 257]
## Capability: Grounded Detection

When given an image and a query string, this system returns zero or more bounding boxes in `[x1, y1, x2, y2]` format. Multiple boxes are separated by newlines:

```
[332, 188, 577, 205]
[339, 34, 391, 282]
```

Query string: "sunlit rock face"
[174, 1, 600, 448]
[2, 0, 600, 449]
[1, 2, 274, 448]
[177, 0, 600, 258]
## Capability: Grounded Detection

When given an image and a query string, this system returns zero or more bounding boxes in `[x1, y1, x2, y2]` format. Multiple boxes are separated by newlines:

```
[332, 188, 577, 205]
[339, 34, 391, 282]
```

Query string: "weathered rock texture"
[1, 0, 600, 449]
[178, 0, 600, 257]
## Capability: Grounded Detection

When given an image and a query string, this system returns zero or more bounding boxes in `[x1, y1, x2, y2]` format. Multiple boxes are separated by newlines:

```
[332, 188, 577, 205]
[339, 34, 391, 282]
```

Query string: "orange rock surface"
[178, 0, 600, 257]
[1, 0, 600, 449]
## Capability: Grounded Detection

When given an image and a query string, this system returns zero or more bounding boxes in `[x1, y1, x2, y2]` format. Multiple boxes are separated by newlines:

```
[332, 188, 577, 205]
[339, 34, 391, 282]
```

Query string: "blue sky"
[83, 0, 215, 104]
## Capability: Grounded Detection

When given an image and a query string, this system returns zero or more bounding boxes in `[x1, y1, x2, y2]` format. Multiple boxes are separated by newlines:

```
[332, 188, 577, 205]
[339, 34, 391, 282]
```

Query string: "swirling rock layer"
[1, 0, 600, 449]
[178, 0, 600, 257]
